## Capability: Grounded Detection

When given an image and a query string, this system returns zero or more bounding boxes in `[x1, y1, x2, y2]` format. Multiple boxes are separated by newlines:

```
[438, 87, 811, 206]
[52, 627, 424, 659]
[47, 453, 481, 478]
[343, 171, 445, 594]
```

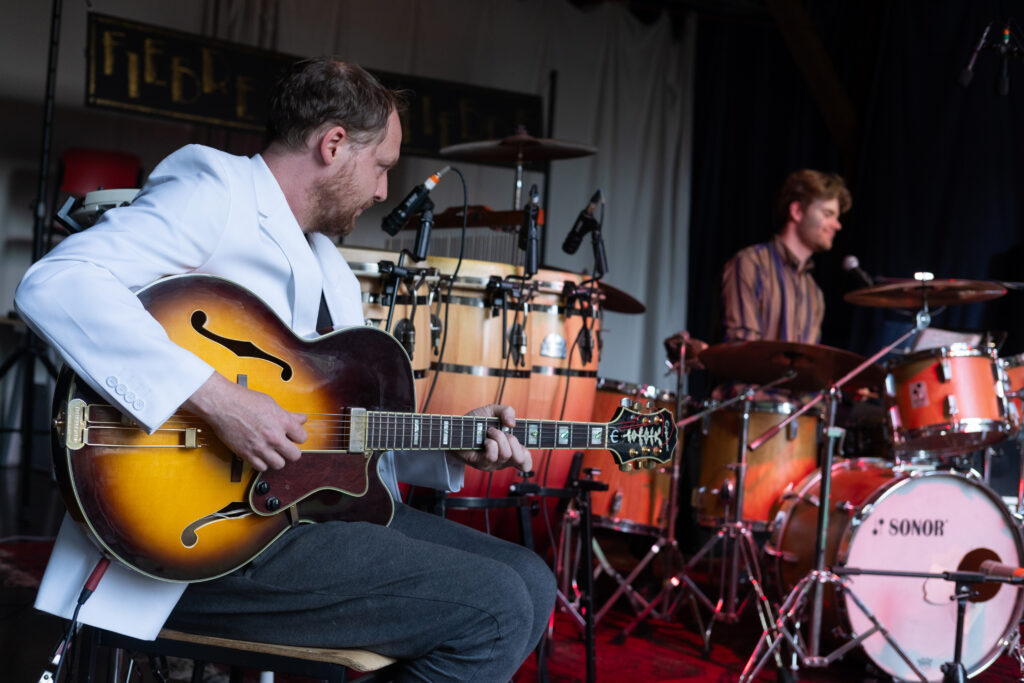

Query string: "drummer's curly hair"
[774, 169, 852, 229]
[265, 57, 407, 149]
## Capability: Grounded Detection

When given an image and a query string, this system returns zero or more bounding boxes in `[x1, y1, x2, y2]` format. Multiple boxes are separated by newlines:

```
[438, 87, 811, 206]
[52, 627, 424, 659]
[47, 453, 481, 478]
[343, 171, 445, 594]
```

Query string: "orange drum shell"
[583, 380, 676, 534]
[887, 347, 1009, 455]
[697, 403, 819, 530]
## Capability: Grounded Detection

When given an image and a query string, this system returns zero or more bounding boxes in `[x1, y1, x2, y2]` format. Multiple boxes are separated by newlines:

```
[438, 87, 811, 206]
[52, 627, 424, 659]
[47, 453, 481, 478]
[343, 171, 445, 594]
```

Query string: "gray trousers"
[167, 503, 556, 682]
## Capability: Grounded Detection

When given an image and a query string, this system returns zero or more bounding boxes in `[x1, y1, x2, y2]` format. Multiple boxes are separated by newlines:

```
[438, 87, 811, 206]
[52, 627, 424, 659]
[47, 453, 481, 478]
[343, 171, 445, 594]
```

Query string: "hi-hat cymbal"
[439, 128, 597, 164]
[844, 279, 1007, 308]
[699, 340, 883, 392]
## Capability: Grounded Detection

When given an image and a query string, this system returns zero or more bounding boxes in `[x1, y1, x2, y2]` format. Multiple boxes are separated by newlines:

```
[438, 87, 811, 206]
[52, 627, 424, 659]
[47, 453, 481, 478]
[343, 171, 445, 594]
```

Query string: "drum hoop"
[832, 468, 1024, 678]
[349, 261, 441, 284]
[429, 362, 531, 379]
[716, 400, 816, 416]
[597, 378, 675, 401]
[893, 419, 1011, 453]
[1000, 353, 1024, 371]
[531, 366, 599, 378]
[893, 344, 998, 366]
[360, 292, 433, 306]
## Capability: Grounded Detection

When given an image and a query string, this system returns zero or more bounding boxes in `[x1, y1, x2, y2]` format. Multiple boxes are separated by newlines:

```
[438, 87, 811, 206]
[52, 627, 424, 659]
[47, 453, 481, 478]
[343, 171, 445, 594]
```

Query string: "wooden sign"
[86, 13, 543, 157]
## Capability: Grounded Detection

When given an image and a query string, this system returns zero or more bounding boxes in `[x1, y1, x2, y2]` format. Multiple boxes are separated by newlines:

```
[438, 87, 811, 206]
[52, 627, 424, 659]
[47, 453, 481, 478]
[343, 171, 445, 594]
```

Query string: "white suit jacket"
[15, 145, 463, 638]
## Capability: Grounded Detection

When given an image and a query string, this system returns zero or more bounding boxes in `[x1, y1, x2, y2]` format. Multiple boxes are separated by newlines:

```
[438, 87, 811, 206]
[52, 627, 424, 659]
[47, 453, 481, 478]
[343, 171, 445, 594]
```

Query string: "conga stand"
[613, 372, 796, 649]
[740, 312, 931, 682]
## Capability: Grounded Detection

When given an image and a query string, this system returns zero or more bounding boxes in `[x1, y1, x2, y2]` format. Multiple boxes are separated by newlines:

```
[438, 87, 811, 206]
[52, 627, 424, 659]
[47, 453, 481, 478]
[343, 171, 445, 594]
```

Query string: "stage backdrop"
[0, 0, 695, 393]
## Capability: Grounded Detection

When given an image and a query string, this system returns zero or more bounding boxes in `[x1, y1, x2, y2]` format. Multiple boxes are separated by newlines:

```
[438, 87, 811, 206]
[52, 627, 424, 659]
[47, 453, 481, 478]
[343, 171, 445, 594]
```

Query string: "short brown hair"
[774, 169, 852, 229]
[265, 57, 406, 149]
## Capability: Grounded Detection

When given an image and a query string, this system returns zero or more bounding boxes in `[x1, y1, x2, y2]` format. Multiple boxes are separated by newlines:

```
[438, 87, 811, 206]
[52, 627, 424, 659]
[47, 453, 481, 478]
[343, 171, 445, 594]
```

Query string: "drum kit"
[663, 275, 1024, 683]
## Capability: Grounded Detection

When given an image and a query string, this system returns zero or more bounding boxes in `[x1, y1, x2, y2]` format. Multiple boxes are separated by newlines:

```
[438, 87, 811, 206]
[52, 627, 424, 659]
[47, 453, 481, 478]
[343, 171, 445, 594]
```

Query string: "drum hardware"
[376, 259, 437, 337]
[485, 275, 534, 369]
[614, 370, 797, 651]
[831, 565, 1024, 683]
[741, 312, 933, 682]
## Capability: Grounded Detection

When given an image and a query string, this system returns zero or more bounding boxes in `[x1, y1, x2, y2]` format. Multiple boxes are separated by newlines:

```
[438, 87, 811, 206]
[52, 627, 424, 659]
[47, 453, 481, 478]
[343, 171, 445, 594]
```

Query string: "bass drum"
[768, 458, 1024, 681]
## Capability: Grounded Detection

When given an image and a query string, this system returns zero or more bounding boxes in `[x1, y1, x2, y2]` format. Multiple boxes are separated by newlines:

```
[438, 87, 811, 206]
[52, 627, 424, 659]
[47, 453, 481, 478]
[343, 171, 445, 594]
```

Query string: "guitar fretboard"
[355, 411, 614, 453]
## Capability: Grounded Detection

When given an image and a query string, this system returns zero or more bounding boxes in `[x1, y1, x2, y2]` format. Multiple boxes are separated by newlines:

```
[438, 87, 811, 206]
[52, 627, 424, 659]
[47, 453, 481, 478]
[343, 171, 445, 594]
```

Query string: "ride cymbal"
[844, 279, 1006, 308]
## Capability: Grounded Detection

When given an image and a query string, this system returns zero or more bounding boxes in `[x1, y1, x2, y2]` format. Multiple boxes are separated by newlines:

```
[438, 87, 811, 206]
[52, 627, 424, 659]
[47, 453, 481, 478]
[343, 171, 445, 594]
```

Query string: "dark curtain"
[687, 1, 1024, 397]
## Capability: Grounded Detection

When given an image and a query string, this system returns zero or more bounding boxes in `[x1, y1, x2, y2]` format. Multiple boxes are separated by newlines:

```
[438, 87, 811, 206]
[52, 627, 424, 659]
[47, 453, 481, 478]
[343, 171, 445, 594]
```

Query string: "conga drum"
[526, 270, 600, 491]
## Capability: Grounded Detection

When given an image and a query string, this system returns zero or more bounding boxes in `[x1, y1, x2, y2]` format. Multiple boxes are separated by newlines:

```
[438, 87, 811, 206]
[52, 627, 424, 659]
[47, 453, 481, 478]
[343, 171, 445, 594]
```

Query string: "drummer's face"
[795, 197, 841, 253]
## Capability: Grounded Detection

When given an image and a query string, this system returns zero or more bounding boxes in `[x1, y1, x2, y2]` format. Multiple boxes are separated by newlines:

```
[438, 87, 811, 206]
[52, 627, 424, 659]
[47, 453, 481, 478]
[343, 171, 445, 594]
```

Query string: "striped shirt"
[721, 235, 824, 344]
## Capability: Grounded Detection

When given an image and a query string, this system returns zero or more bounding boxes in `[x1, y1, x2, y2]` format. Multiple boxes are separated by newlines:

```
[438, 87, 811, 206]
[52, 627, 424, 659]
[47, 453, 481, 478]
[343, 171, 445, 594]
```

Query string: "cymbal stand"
[613, 371, 796, 649]
[740, 313, 931, 682]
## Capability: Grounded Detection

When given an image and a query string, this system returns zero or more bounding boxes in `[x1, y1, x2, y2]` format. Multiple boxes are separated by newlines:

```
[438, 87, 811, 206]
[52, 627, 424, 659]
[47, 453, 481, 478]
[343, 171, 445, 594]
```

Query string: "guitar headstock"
[604, 405, 677, 471]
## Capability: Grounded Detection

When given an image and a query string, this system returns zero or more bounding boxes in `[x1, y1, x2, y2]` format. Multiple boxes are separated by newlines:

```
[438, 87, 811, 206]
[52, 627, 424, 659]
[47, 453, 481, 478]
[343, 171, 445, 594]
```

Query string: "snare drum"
[695, 401, 819, 530]
[583, 379, 676, 535]
[886, 344, 1011, 456]
[768, 458, 1024, 681]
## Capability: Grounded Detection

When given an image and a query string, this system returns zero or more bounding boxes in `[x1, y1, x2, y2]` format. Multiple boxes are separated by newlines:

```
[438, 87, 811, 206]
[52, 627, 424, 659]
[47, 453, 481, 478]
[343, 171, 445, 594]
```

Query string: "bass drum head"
[840, 470, 1024, 681]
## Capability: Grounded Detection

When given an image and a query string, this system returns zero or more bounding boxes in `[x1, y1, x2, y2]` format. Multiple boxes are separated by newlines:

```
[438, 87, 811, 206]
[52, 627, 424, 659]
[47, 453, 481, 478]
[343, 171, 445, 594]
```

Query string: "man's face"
[794, 197, 842, 253]
[309, 109, 402, 237]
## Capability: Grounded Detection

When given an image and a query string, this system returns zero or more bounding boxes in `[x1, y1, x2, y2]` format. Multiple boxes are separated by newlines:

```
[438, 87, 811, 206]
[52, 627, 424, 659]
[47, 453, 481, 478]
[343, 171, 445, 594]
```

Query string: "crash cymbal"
[439, 127, 597, 164]
[844, 279, 1006, 308]
[699, 340, 883, 392]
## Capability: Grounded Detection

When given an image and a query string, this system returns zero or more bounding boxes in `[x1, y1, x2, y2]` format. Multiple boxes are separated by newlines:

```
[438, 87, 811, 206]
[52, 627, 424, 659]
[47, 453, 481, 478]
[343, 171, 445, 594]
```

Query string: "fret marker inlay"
[591, 427, 603, 445]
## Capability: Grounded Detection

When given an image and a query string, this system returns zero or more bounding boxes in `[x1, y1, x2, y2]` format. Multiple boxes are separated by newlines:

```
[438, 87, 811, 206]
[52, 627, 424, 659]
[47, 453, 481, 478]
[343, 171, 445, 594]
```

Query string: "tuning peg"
[620, 397, 632, 408]
[619, 462, 634, 473]
[632, 400, 644, 410]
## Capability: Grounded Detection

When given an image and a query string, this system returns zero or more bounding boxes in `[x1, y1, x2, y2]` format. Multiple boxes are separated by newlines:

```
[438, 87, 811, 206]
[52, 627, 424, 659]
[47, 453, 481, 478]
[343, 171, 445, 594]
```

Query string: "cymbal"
[844, 279, 1006, 308]
[699, 340, 884, 392]
[596, 281, 645, 314]
[439, 128, 597, 164]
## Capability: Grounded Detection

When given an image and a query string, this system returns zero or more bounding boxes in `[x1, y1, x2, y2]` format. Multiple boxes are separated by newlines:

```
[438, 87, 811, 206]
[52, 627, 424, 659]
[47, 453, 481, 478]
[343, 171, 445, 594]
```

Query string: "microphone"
[979, 559, 1024, 579]
[520, 185, 541, 276]
[998, 23, 1011, 96]
[562, 189, 603, 254]
[842, 255, 874, 287]
[381, 166, 451, 236]
[959, 21, 993, 88]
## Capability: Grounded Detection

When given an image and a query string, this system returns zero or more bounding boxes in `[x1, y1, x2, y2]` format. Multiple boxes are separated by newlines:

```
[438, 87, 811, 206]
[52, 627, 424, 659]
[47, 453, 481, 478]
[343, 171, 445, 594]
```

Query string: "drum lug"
[787, 419, 799, 440]
[944, 394, 959, 421]
[938, 357, 953, 383]
[884, 373, 896, 398]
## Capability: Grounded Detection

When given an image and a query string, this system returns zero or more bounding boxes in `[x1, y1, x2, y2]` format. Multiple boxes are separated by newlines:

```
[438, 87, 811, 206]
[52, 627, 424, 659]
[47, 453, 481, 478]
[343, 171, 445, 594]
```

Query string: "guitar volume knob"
[255, 481, 270, 495]
[265, 497, 280, 511]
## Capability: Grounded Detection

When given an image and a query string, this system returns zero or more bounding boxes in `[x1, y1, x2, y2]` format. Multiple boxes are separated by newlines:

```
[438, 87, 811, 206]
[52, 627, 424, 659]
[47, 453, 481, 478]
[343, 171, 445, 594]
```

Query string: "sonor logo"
[886, 518, 947, 536]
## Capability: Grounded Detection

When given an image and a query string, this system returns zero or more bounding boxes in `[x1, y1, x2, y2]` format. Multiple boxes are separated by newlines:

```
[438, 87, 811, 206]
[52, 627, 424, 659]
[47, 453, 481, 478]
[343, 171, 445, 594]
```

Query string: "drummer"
[721, 168, 851, 345]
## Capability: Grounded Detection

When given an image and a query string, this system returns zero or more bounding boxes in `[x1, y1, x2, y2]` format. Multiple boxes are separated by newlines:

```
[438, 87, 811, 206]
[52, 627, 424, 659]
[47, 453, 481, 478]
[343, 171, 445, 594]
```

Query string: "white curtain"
[209, 0, 694, 389]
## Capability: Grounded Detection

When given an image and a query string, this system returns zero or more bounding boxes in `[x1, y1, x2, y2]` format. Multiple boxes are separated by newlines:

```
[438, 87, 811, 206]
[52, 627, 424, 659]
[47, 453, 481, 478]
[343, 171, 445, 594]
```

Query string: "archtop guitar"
[51, 274, 676, 582]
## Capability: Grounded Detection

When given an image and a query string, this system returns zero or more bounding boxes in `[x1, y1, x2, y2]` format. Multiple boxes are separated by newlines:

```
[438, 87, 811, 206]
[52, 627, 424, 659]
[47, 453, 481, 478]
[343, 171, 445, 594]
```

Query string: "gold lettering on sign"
[144, 38, 167, 86]
[202, 48, 229, 95]
[171, 56, 200, 104]
[127, 51, 140, 99]
[235, 74, 256, 120]
[103, 30, 125, 75]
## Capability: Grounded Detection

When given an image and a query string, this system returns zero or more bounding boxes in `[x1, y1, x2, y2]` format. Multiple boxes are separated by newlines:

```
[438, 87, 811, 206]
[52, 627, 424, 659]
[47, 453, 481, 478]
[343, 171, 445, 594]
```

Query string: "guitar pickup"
[64, 398, 87, 451]
[347, 408, 367, 453]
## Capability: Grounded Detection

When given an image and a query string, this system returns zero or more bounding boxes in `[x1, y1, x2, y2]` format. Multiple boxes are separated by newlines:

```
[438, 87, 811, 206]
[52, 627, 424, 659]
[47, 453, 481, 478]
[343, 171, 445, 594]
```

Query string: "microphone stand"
[381, 197, 437, 338]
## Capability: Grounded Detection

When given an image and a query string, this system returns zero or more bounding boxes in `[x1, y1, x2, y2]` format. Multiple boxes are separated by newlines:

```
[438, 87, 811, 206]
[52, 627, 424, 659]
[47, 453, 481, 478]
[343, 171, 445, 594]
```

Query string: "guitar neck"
[350, 410, 614, 453]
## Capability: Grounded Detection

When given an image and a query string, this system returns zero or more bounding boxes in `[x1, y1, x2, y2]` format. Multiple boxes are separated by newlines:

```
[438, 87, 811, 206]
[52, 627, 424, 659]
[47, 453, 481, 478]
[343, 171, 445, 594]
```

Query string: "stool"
[76, 625, 398, 682]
